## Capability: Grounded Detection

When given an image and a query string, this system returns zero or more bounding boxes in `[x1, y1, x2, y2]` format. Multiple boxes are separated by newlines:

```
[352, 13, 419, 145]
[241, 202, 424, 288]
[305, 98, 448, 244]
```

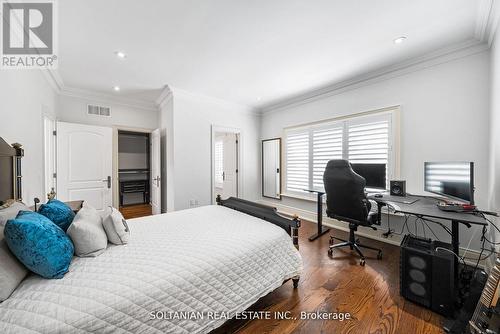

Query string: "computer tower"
[400, 235, 455, 316]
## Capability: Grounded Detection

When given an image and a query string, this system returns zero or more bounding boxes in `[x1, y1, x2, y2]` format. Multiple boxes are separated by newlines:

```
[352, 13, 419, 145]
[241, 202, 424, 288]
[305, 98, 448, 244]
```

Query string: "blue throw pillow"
[4, 211, 74, 279]
[38, 199, 75, 232]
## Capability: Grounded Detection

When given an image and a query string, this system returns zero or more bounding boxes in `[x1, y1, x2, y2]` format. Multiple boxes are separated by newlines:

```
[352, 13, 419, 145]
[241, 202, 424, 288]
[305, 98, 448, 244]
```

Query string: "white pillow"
[0, 202, 30, 227]
[0, 225, 28, 301]
[102, 207, 130, 245]
[67, 204, 108, 257]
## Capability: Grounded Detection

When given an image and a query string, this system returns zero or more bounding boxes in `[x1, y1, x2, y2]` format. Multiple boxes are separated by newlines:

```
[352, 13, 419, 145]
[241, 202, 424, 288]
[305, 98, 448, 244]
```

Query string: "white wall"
[0, 70, 57, 204]
[261, 51, 491, 251]
[489, 17, 500, 245]
[162, 89, 260, 211]
[57, 95, 159, 130]
[118, 134, 149, 169]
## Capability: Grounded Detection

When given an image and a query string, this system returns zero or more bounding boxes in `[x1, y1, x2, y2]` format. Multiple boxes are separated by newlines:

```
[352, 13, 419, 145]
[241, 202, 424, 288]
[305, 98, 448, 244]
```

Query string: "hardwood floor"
[119, 204, 152, 219]
[213, 220, 444, 334]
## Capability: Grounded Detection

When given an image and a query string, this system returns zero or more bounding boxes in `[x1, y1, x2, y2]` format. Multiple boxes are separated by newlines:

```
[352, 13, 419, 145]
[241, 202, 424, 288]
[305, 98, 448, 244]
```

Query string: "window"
[348, 119, 389, 164]
[285, 131, 309, 192]
[312, 126, 343, 189]
[284, 109, 398, 195]
[214, 140, 224, 187]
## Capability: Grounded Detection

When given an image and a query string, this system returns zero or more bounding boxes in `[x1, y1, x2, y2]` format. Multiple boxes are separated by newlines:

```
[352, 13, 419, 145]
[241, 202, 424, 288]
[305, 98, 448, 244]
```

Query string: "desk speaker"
[400, 235, 455, 316]
[390, 180, 406, 196]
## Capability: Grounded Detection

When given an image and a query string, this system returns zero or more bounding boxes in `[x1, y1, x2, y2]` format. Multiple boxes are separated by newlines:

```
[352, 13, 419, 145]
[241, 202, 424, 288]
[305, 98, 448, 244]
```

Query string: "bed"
[0, 138, 303, 334]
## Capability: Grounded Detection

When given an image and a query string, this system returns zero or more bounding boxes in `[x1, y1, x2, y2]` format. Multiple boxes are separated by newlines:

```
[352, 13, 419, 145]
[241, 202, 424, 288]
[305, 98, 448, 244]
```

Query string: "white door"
[57, 122, 113, 212]
[150, 129, 161, 214]
[222, 134, 238, 198]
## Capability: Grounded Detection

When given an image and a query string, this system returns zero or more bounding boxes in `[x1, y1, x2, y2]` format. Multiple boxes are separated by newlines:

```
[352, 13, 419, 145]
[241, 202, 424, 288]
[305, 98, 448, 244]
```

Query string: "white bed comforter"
[0, 205, 302, 334]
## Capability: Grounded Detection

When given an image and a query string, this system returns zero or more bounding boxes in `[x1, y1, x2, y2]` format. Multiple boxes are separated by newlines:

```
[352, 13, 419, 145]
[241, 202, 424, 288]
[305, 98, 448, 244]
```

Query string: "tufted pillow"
[4, 211, 74, 279]
[67, 204, 107, 257]
[38, 199, 75, 232]
[0, 225, 28, 301]
[102, 207, 130, 245]
[0, 201, 30, 227]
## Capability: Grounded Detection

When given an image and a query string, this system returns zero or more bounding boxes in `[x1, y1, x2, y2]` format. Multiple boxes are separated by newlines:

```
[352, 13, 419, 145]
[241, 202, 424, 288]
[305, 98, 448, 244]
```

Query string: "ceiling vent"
[87, 104, 111, 117]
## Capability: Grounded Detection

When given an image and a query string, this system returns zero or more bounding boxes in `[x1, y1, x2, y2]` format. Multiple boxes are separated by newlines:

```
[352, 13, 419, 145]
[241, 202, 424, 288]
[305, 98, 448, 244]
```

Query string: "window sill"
[281, 192, 320, 202]
[279, 192, 403, 217]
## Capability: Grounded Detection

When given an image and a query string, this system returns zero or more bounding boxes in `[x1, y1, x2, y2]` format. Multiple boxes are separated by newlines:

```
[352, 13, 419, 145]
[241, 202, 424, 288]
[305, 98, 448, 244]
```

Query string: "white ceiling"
[58, 0, 484, 109]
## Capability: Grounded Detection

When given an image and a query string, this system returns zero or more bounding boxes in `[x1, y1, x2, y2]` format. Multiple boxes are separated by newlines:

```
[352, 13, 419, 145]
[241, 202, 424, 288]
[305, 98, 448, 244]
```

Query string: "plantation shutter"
[312, 126, 343, 190]
[214, 140, 224, 186]
[347, 117, 390, 164]
[285, 131, 310, 192]
[283, 110, 396, 195]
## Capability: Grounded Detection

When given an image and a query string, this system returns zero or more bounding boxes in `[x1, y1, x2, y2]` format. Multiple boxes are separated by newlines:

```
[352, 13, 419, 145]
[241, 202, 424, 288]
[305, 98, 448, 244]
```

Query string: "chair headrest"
[326, 159, 351, 169]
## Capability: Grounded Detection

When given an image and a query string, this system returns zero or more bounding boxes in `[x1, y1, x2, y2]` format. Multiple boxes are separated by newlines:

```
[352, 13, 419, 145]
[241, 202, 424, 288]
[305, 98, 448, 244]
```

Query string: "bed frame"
[0, 137, 23, 205]
[216, 195, 301, 288]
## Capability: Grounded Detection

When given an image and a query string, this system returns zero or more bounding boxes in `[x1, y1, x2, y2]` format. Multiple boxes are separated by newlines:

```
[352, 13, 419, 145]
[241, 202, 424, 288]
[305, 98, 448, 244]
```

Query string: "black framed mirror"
[262, 138, 281, 199]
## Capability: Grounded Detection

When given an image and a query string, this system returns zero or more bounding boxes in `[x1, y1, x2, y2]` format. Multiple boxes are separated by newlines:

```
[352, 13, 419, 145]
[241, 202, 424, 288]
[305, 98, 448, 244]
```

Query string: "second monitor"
[351, 163, 386, 189]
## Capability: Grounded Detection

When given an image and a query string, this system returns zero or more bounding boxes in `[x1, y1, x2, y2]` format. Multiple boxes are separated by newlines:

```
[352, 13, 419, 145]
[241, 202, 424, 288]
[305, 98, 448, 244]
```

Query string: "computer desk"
[368, 192, 488, 281]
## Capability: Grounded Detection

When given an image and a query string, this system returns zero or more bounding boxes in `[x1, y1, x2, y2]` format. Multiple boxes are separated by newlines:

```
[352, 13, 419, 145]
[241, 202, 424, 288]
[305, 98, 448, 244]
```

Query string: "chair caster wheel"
[360, 259, 365, 266]
[329, 237, 334, 245]
[377, 251, 383, 260]
[328, 248, 333, 256]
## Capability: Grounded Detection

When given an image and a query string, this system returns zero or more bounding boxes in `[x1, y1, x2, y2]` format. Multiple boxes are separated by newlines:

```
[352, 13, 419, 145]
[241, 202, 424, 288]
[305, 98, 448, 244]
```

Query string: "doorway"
[212, 126, 240, 203]
[116, 129, 161, 218]
[52, 122, 161, 219]
[117, 130, 151, 218]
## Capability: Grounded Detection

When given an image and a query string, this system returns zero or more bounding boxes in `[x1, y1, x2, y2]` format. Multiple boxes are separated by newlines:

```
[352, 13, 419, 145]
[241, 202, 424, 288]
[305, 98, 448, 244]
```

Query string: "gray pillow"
[67, 204, 108, 257]
[102, 207, 130, 245]
[0, 225, 28, 301]
[0, 202, 30, 226]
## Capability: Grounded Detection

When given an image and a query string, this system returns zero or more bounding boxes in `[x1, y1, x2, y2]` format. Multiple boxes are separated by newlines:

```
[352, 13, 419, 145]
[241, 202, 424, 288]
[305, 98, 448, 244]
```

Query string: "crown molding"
[155, 85, 173, 109]
[40, 69, 64, 93]
[260, 38, 489, 114]
[475, 0, 500, 46]
[59, 86, 159, 112]
[487, 0, 500, 46]
[476, 0, 493, 42]
[40, 69, 159, 111]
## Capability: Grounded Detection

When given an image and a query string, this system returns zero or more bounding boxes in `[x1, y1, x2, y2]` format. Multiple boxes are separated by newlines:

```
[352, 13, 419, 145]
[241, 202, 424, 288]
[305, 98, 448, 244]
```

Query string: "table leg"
[377, 202, 383, 224]
[308, 193, 330, 241]
[451, 220, 459, 282]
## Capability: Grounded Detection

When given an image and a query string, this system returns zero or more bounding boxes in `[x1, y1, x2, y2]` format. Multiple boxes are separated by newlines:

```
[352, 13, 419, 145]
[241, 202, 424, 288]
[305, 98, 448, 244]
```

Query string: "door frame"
[112, 126, 154, 208]
[210, 125, 242, 204]
[42, 108, 56, 198]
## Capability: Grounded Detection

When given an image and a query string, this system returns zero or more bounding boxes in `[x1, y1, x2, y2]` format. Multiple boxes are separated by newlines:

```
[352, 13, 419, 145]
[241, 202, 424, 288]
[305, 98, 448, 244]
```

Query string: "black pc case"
[400, 234, 455, 316]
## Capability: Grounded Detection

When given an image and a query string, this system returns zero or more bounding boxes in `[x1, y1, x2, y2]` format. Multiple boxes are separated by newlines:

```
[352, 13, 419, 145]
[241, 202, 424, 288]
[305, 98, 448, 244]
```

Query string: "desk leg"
[451, 220, 459, 282]
[377, 202, 383, 224]
[308, 193, 330, 241]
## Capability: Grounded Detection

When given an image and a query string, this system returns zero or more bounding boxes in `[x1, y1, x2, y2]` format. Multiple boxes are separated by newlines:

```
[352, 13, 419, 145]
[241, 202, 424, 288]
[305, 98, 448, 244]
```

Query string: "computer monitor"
[424, 161, 474, 205]
[351, 163, 386, 189]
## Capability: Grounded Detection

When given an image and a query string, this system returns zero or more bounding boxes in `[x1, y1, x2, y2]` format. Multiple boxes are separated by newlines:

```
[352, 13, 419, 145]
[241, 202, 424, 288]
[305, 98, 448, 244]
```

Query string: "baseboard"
[258, 199, 488, 268]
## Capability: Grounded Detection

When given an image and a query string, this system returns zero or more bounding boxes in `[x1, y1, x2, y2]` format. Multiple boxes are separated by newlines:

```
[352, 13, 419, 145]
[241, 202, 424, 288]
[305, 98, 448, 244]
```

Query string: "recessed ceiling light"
[115, 51, 127, 59]
[394, 36, 407, 44]
[113, 86, 120, 92]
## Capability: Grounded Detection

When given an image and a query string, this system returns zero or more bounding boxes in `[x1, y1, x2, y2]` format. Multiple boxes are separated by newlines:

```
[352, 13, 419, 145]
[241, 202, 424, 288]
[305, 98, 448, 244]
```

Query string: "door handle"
[153, 176, 161, 186]
[102, 176, 111, 189]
